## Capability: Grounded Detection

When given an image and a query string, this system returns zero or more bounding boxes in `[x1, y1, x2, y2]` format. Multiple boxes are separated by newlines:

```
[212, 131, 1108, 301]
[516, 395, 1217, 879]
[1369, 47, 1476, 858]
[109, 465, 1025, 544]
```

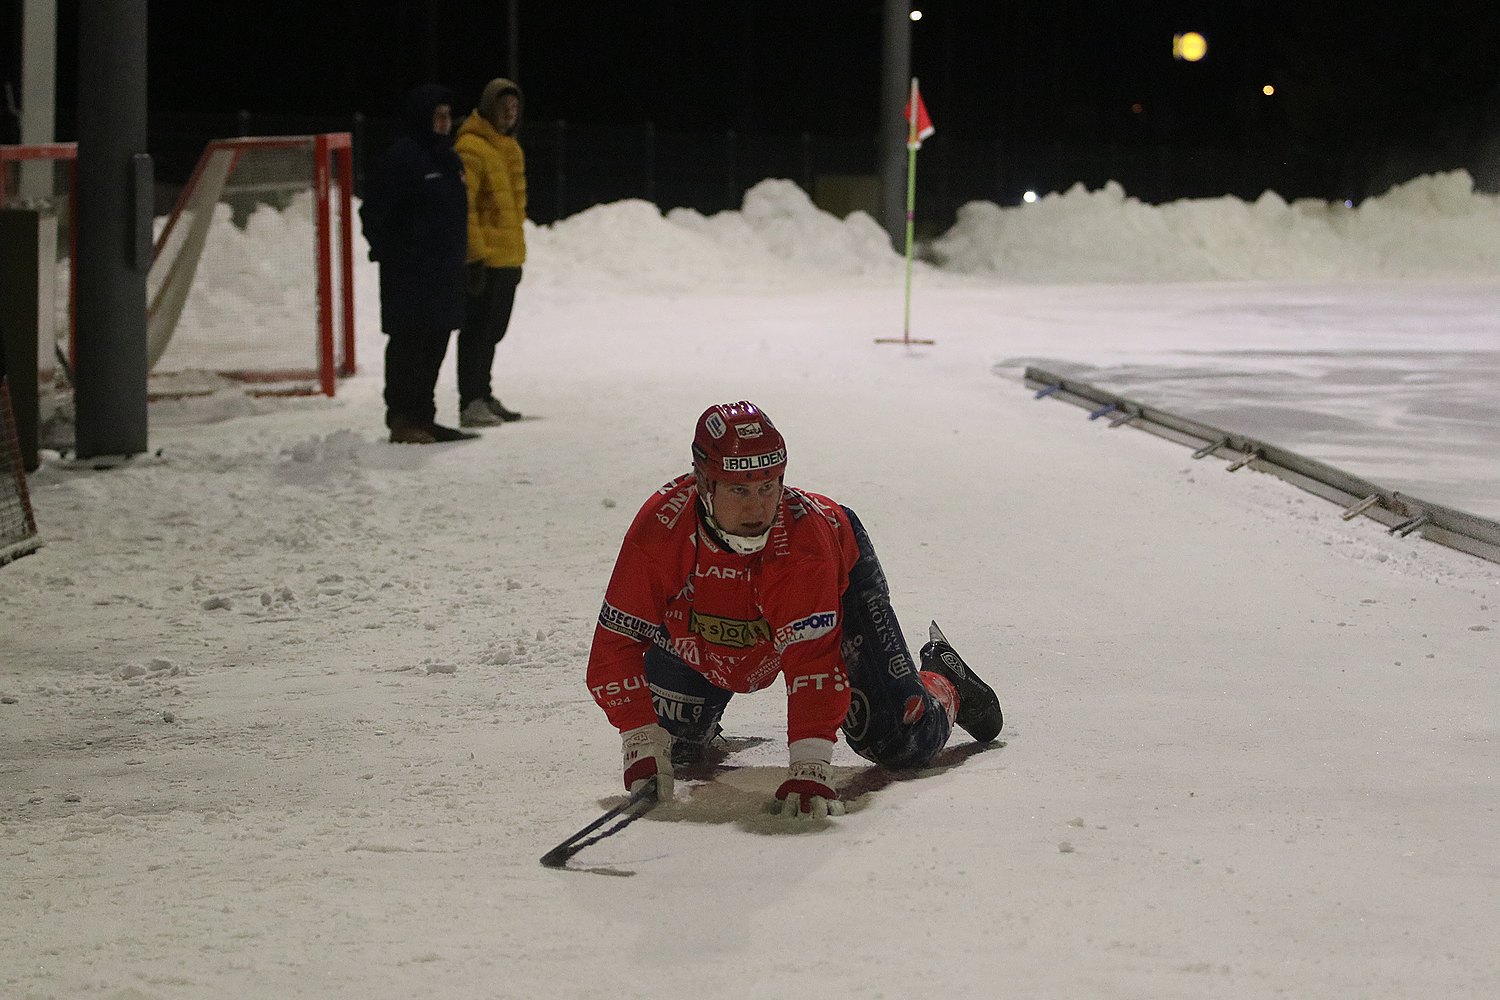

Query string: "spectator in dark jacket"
[359, 83, 474, 443]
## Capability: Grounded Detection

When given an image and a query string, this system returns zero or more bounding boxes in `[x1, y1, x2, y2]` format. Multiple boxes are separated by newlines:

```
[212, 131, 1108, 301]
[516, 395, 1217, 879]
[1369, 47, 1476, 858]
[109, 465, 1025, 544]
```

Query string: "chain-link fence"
[77, 110, 1500, 235]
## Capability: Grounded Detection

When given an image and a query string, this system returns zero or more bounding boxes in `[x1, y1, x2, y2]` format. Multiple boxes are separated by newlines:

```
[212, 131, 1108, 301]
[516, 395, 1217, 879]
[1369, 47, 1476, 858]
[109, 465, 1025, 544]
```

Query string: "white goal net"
[148, 134, 357, 395]
[0, 376, 40, 567]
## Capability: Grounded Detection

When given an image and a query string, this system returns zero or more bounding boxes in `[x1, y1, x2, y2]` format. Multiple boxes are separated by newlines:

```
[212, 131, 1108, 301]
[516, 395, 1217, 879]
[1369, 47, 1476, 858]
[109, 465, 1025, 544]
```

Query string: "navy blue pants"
[644, 507, 952, 770]
[383, 327, 452, 428]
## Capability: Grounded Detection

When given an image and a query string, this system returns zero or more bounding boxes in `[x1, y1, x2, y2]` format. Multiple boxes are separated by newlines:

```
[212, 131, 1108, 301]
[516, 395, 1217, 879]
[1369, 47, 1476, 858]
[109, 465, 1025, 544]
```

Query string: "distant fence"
[106, 110, 1499, 233]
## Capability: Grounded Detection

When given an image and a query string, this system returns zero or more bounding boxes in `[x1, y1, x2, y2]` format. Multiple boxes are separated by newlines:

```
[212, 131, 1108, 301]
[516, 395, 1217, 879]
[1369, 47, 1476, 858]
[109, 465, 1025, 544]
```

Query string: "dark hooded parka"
[360, 83, 468, 337]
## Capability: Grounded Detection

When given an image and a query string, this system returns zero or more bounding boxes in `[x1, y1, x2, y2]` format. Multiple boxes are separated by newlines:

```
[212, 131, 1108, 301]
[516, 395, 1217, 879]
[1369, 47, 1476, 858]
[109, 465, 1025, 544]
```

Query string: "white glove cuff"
[622, 723, 669, 748]
[788, 737, 834, 769]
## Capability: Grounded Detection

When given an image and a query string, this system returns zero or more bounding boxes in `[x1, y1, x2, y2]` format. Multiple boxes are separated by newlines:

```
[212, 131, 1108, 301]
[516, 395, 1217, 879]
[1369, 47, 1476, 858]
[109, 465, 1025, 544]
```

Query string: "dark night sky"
[7, 1, 1500, 201]
[4, 2, 1495, 138]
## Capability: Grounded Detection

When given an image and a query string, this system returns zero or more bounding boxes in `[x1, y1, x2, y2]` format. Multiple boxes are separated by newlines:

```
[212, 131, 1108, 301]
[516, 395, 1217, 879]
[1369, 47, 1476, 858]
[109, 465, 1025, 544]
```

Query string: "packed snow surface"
[3, 173, 1497, 999]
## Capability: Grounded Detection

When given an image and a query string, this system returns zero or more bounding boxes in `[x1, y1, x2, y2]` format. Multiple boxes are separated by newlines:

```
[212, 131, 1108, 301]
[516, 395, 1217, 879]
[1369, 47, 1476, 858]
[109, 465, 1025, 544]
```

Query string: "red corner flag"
[904, 80, 935, 148]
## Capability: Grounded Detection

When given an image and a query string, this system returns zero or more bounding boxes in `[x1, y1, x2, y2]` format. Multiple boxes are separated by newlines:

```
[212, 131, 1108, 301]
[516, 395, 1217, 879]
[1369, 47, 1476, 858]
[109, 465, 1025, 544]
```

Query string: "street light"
[1172, 31, 1208, 62]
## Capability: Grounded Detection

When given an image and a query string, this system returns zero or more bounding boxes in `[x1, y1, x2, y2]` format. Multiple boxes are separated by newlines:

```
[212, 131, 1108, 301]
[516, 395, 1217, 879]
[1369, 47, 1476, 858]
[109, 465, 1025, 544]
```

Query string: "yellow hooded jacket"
[455, 81, 527, 268]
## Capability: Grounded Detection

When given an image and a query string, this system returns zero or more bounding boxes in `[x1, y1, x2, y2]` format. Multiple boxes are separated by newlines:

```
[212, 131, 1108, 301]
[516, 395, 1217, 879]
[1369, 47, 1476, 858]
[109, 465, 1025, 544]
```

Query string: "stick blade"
[539, 844, 575, 868]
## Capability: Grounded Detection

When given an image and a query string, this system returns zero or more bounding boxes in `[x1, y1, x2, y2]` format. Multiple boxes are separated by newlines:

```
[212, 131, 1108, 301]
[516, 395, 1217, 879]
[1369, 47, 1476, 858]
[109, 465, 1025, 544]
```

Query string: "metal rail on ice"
[1023, 365, 1500, 567]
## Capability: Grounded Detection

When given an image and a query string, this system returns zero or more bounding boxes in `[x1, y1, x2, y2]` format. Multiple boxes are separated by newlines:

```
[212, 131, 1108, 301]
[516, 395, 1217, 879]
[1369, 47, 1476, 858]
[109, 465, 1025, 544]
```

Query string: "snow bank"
[928, 170, 1500, 282]
[523, 179, 905, 293]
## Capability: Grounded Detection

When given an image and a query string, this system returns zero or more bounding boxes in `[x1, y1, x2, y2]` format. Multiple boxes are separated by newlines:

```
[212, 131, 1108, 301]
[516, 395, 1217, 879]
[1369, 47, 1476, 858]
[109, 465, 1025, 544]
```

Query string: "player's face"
[710, 478, 782, 537]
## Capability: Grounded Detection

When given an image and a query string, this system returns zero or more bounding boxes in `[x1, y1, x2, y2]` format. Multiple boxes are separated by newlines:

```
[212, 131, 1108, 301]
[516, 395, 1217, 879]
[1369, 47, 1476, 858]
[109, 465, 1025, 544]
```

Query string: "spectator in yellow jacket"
[455, 77, 528, 427]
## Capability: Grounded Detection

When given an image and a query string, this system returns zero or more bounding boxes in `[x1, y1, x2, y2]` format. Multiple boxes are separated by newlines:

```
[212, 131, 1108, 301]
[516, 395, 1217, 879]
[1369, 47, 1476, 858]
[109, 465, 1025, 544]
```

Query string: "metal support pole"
[74, 0, 150, 458]
[507, 0, 521, 82]
[879, 0, 912, 249]
[18, 0, 59, 201]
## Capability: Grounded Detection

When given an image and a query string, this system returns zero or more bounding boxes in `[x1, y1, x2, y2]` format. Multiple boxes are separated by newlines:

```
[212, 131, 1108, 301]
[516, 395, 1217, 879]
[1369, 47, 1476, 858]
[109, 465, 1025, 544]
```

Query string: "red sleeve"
[778, 627, 850, 745]
[586, 484, 691, 733]
[765, 503, 856, 745]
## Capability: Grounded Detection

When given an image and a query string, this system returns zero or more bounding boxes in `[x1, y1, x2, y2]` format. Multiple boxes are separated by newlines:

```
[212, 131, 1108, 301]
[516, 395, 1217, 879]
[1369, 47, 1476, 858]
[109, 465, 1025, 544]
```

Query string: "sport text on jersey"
[774, 610, 838, 650]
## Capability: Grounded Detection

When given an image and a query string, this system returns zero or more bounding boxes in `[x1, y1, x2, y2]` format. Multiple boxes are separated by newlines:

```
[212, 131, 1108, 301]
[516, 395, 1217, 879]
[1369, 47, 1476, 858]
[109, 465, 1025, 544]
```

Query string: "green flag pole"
[878, 76, 934, 345]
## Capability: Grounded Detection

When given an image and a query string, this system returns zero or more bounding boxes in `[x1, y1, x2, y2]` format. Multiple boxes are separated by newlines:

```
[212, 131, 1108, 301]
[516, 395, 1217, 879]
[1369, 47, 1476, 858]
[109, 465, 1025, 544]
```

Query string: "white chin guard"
[720, 527, 770, 555]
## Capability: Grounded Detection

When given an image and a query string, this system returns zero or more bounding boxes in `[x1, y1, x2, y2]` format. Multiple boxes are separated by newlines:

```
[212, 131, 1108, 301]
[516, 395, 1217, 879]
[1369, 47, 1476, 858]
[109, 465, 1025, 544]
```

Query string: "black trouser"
[643, 506, 952, 770]
[457, 266, 522, 407]
[383, 327, 453, 428]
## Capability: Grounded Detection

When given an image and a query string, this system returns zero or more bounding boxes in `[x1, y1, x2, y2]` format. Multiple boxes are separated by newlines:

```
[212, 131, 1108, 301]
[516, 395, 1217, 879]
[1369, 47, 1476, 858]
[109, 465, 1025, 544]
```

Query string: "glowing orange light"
[1262, 84, 1276, 96]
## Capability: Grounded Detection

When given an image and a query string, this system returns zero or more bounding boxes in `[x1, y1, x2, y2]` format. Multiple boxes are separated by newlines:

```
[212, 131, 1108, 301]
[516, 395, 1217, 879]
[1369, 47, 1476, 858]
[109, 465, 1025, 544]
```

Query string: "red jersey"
[587, 474, 858, 745]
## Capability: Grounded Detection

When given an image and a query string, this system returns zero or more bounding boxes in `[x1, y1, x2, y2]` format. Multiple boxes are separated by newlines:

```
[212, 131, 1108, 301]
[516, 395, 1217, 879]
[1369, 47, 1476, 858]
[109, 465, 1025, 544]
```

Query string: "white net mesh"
[0, 154, 73, 373]
[148, 138, 353, 393]
[0, 377, 40, 567]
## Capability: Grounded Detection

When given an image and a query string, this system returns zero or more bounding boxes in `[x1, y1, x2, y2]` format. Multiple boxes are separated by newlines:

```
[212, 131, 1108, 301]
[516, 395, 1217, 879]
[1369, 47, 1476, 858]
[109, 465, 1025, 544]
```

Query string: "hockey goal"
[0, 133, 356, 397]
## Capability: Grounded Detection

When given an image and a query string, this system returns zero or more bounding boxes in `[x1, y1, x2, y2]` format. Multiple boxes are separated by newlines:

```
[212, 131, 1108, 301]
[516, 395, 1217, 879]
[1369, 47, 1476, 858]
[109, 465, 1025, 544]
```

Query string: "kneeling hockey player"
[586, 400, 1003, 818]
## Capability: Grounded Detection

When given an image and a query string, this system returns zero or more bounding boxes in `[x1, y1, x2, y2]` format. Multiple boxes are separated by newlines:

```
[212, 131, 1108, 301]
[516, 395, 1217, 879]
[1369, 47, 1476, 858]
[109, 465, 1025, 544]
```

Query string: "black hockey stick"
[540, 777, 659, 868]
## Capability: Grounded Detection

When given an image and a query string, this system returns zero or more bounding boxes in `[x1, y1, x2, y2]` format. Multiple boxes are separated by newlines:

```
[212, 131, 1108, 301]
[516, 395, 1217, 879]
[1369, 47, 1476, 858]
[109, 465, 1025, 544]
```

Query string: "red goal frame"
[1, 133, 356, 396]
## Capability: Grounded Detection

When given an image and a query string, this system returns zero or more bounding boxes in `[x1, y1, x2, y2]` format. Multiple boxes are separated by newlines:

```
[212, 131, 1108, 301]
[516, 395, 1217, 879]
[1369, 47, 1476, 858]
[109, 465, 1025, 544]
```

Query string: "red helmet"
[691, 401, 787, 484]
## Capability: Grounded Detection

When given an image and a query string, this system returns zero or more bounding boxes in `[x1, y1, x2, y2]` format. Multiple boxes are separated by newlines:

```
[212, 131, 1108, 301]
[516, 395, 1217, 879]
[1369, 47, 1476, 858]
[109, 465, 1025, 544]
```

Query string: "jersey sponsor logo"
[775, 610, 838, 649]
[720, 448, 786, 473]
[785, 488, 842, 527]
[698, 563, 749, 581]
[741, 654, 782, 690]
[733, 421, 763, 438]
[670, 636, 700, 665]
[788, 672, 844, 694]
[589, 673, 647, 702]
[648, 630, 700, 666]
[655, 486, 695, 528]
[652, 693, 705, 724]
[864, 601, 905, 663]
[703, 648, 736, 668]
[843, 689, 871, 742]
[689, 609, 771, 649]
[597, 601, 656, 641]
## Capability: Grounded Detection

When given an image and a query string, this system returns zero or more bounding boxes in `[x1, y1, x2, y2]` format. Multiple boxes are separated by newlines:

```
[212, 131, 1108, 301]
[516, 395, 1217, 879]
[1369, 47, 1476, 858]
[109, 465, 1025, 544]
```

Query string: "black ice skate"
[919, 621, 1003, 743]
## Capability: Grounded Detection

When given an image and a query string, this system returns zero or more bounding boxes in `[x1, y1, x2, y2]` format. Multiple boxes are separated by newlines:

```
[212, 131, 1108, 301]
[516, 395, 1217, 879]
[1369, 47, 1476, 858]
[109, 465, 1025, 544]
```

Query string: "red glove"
[773, 739, 845, 818]
[621, 723, 673, 802]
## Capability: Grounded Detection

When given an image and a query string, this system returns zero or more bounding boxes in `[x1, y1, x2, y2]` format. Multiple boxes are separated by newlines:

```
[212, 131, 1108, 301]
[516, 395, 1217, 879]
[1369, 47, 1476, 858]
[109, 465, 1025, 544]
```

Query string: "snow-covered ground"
[2, 175, 1497, 999]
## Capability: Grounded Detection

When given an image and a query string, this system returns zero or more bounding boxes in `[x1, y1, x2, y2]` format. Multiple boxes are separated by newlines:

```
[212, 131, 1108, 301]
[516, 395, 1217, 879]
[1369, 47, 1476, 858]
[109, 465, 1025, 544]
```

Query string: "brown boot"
[390, 425, 437, 444]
